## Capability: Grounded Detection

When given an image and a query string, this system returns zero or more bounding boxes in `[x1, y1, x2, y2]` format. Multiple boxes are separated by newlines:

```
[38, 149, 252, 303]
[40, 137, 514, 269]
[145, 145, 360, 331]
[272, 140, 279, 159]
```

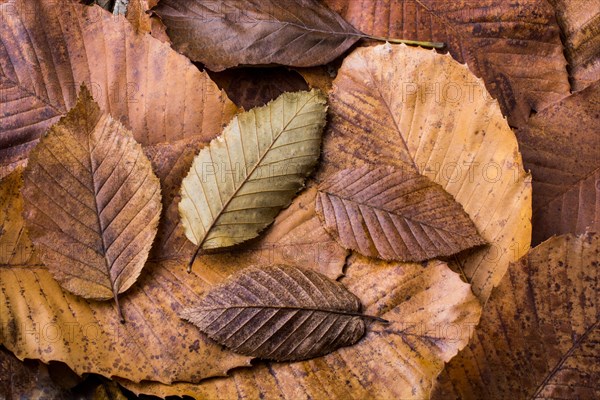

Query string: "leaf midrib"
[530, 319, 599, 399]
[84, 113, 116, 296]
[196, 304, 365, 319]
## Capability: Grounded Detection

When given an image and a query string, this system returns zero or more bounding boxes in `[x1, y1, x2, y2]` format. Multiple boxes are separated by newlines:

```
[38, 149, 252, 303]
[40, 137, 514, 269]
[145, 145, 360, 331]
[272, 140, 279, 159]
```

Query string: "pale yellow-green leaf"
[179, 90, 327, 262]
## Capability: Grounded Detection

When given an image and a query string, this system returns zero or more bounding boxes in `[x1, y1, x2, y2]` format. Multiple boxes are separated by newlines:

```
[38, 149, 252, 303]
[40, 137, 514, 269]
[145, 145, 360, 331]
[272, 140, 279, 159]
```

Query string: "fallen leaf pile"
[0, 0, 598, 399]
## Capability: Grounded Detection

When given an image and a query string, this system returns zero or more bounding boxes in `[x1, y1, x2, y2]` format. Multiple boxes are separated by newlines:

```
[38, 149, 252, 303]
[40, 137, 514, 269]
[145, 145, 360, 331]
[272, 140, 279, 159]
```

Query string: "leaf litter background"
[0, 0, 598, 399]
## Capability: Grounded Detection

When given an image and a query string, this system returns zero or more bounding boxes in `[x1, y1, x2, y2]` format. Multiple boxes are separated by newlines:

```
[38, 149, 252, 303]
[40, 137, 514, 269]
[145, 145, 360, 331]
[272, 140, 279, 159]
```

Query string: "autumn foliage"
[0, 0, 598, 399]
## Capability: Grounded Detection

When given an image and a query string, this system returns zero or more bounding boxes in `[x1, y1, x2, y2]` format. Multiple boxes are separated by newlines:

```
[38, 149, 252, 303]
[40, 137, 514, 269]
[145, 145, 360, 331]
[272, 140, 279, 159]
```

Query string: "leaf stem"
[113, 292, 125, 324]
[361, 314, 389, 324]
[362, 34, 445, 49]
[188, 247, 202, 273]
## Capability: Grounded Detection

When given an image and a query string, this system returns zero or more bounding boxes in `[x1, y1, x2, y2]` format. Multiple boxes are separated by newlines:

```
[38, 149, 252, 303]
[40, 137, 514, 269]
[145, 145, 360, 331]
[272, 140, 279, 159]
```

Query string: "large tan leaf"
[517, 82, 599, 246]
[321, 0, 571, 126]
[121, 255, 482, 399]
[21, 88, 161, 320]
[179, 90, 327, 268]
[321, 43, 531, 302]
[316, 166, 485, 262]
[0, 161, 346, 384]
[182, 265, 375, 361]
[152, 0, 363, 71]
[0, 0, 236, 177]
[432, 233, 599, 399]
[549, 0, 600, 91]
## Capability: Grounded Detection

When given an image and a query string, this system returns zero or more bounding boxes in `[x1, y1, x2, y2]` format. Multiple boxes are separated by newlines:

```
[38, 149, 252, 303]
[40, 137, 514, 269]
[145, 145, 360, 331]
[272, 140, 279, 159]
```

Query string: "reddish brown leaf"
[517, 81, 600, 246]
[152, 0, 363, 71]
[0, 0, 236, 177]
[316, 166, 485, 262]
[120, 255, 482, 399]
[182, 265, 369, 362]
[321, 0, 571, 126]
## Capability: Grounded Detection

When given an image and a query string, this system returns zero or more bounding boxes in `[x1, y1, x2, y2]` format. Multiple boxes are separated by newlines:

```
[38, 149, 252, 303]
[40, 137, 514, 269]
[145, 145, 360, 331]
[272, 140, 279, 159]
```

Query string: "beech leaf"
[182, 265, 383, 361]
[0, 0, 236, 178]
[432, 233, 599, 399]
[321, 43, 532, 302]
[152, 0, 442, 72]
[152, 0, 362, 71]
[517, 82, 600, 246]
[179, 90, 327, 269]
[0, 168, 251, 383]
[316, 166, 486, 261]
[22, 87, 162, 321]
[321, 0, 571, 126]
[121, 256, 482, 399]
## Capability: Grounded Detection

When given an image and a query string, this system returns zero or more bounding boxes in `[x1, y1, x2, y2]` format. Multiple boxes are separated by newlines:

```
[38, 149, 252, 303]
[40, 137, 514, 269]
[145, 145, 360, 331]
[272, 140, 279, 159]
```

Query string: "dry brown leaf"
[0, 168, 39, 267]
[316, 166, 485, 262]
[321, 43, 531, 302]
[209, 68, 309, 110]
[0, 0, 236, 177]
[120, 255, 482, 399]
[21, 87, 162, 321]
[125, 0, 154, 33]
[182, 265, 375, 361]
[1, 171, 251, 384]
[0, 347, 71, 400]
[295, 66, 336, 94]
[432, 232, 599, 400]
[517, 81, 600, 246]
[152, 0, 364, 71]
[321, 0, 571, 126]
[549, 0, 600, 91]
[124, 0, 170, 43]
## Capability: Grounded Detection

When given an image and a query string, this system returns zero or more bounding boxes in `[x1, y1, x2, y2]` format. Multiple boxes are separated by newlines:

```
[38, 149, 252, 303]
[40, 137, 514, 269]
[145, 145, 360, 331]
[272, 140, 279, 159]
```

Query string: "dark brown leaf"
[181, 265, 370, 361]
[517, 81, 600, 246]
[120, 255, 482, 399]
[208, 67, 309, 110]
[316, 166, 485, 261]
[432, 232, 600, 400]
[22, 87, 162, 320]
[321, 0, 571, 126]
[152, 0, 363, 71]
